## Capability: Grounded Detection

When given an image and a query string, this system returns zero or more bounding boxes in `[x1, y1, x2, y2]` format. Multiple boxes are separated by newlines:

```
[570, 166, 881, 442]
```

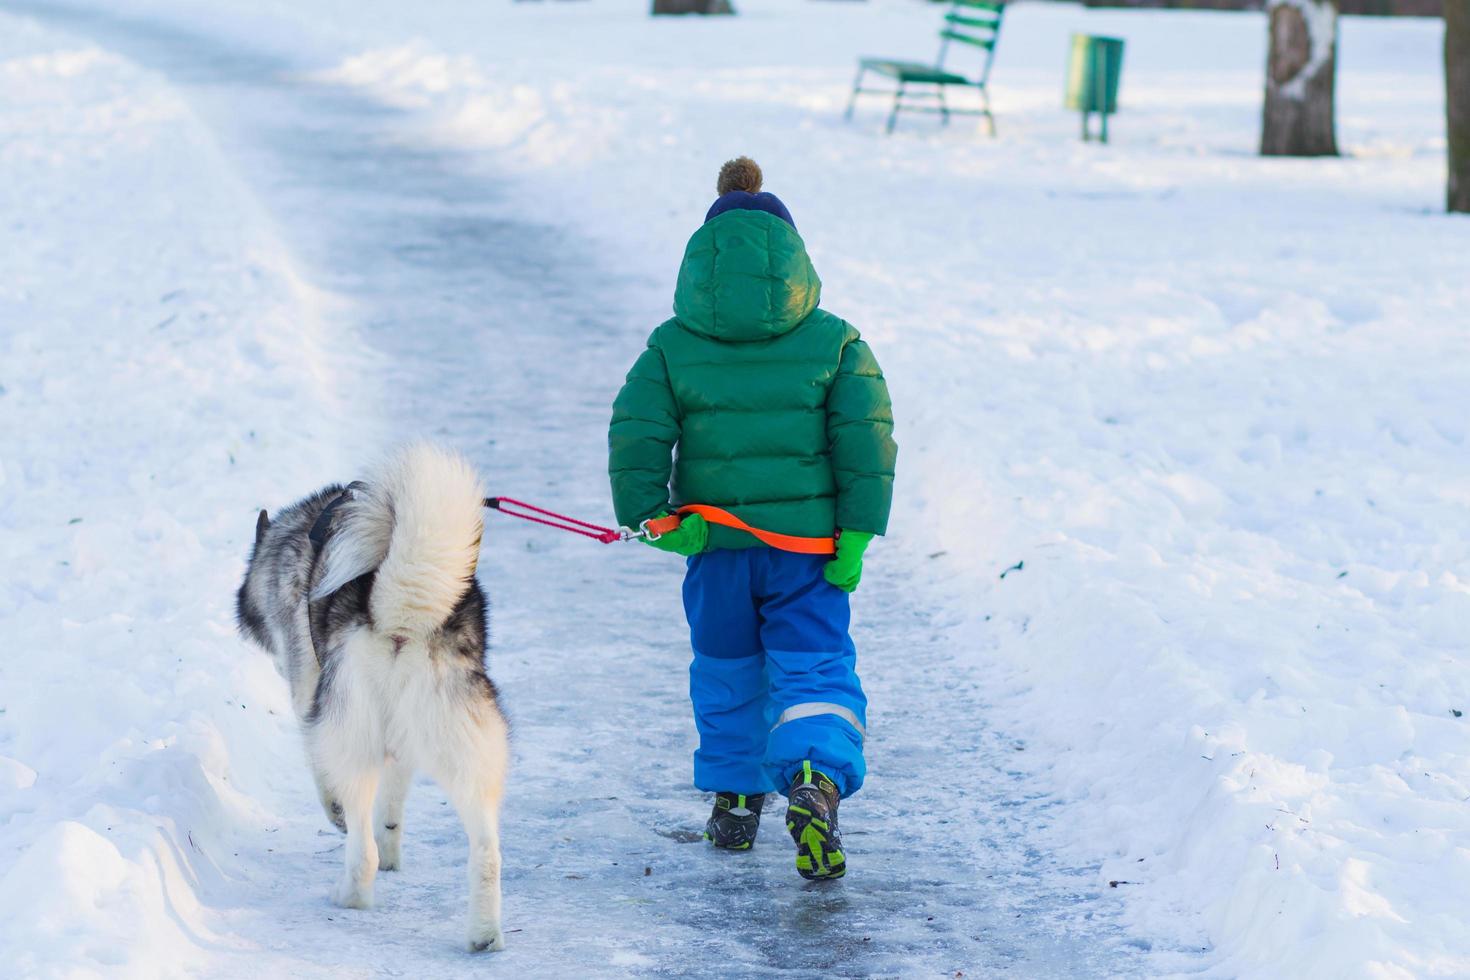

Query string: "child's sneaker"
[785, 761, 846, 880]
[704, 792, 765, 849]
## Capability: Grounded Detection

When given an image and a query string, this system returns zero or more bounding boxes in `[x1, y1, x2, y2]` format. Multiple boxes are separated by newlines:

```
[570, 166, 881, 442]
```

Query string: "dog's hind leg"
[438, 698, 509, 953]
[451, 784, 505, 953]
[329, 768, 381, 910]
[373, 755, 413, 871]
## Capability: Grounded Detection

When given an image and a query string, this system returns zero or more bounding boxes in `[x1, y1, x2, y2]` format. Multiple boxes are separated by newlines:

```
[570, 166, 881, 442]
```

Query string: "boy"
[608, 157, 896, 880]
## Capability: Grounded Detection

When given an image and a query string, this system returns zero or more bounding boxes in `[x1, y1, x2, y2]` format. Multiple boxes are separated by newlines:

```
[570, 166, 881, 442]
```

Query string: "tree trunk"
[1449, 0, 1470, 212]
[1261, 0, 1340, 156]
[651, 0, 735, 13]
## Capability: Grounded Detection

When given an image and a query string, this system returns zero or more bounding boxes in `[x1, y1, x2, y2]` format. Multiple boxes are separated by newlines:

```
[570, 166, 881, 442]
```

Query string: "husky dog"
[236, 443, 508, 952]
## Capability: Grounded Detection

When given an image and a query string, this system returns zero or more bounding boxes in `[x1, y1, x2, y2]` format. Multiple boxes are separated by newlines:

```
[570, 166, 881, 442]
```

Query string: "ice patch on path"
[0, 13, 373, 979]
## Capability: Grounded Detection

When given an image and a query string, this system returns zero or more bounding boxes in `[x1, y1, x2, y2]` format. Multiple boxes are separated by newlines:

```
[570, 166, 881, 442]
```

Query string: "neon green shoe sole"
[786, 763, 847, 880]
[787, 808, 846, 879]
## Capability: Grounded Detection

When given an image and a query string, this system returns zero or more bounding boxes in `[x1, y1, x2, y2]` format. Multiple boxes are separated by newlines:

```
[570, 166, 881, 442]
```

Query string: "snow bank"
[0, 14, 370, 978]
[279, 2, 1466, 975]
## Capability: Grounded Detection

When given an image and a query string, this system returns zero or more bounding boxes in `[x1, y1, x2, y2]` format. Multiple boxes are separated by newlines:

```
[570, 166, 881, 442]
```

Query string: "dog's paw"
[330, 877, 373, 910]
[467, 925, 505, 953]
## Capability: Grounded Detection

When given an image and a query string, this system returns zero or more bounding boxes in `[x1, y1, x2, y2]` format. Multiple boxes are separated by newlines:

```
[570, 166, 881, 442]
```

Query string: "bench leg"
[979, 83, 996, 138]
[886, 83, 905, 134]
[844, 65, 866, 122]
[938, 86, 951, 127]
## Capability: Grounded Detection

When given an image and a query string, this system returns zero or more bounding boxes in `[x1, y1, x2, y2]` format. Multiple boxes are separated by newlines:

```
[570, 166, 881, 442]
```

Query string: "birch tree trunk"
[1449, 0, 1470, 213]
[1261, 0, 1340, 157]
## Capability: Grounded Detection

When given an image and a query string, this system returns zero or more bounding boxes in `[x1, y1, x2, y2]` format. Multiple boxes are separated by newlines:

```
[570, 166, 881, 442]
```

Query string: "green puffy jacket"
[608, 209, 896, 552]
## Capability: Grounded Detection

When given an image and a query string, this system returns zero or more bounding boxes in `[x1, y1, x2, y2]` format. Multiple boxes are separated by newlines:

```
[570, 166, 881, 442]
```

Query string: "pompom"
[716, 156, 763, 195]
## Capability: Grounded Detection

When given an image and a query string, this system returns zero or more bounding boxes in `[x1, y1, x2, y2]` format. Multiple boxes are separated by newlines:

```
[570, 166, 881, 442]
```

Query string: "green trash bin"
[1065, 33, 1125, 143]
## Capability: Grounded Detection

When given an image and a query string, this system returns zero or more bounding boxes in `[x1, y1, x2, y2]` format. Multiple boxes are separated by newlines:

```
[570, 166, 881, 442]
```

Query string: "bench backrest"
[936, 0, 1005, 83]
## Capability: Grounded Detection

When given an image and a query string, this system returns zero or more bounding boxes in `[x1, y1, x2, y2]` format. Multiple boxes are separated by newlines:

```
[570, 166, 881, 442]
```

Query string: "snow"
[0, 14, 369, 978]
[1, 1, 1466, 977]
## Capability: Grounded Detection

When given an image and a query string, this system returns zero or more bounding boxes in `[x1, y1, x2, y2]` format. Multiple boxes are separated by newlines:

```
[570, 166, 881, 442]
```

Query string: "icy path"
[5, 4, 1161, 976]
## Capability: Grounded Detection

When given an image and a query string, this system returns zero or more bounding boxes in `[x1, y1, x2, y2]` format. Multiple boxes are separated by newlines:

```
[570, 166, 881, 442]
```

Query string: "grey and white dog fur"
[236, 443, 509, 952]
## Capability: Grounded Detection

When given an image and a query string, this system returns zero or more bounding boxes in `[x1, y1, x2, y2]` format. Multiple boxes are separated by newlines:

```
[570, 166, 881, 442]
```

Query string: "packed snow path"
[8, 4, 1167, 976]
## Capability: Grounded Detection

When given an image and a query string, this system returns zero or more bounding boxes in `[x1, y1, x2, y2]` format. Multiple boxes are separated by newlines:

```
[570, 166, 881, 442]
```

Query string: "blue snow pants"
[682, 548, 867, 799]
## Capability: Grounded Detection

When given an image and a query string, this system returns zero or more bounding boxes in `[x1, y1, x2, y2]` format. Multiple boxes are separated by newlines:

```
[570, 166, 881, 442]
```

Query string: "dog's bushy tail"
[312, 443, 485, 635]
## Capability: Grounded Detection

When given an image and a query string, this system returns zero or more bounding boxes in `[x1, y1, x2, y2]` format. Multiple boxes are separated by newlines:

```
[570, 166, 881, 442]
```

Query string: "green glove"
[643, 512, 708, 557]
[823, 530, 874, 593]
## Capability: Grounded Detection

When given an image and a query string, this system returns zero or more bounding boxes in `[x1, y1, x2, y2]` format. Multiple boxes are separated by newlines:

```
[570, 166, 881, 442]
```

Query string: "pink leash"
[484, 496, 627, 544]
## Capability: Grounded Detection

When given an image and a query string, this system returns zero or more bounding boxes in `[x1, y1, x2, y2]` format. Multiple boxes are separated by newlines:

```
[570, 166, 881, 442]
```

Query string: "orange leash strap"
[484, 497, 836, 555]
[646, 505, 836, 556]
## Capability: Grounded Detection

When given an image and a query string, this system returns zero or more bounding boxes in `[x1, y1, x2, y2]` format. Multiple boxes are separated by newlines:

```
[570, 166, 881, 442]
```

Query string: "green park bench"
[844, 0, 1006, 135]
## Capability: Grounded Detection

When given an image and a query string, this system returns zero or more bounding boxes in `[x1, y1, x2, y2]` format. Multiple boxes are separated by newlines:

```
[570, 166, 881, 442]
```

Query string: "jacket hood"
[672, 209, 821, 342]
[705, 190, 796, 229]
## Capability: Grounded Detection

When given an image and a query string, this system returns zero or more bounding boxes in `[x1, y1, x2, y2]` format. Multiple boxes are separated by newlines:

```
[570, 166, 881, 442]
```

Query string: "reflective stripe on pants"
[773, 702, 867, 739]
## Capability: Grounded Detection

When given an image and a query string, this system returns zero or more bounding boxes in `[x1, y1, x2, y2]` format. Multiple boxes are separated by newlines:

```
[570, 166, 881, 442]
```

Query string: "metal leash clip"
[627, 518, 663, 542]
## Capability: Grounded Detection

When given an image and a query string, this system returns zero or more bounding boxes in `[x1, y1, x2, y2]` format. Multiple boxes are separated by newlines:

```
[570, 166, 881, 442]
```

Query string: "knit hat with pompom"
[704, 156, 795, 229]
